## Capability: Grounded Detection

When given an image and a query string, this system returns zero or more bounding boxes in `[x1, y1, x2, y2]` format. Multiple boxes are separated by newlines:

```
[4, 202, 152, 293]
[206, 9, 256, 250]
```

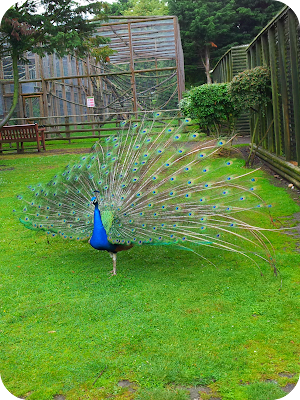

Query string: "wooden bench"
[0, 123, 46, 153]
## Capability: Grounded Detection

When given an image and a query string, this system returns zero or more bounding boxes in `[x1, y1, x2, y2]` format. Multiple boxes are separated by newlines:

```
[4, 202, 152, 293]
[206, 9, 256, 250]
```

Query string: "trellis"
[211, 45, 250, 135]
[246, 6, 300, 165]
[212, 45, 248, 83]
[211, 5, 300, 186]
[0, 15, 185, 137]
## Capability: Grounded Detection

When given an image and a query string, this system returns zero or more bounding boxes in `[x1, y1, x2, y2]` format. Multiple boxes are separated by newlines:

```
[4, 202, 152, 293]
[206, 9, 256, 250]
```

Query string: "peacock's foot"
[109, 252, 117, 276]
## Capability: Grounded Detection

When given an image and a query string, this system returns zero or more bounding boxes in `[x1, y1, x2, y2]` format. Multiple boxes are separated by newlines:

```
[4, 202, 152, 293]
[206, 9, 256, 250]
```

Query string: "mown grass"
[0, 145, 299, 400]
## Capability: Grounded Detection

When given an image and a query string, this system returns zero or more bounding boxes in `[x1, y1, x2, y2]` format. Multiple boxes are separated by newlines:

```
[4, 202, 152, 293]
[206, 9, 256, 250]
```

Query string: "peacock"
[15, 112, 276, 275]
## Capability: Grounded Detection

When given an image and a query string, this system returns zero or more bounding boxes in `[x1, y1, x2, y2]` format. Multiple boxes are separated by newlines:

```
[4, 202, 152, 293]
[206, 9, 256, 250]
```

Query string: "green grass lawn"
[0, 146, 299, 400]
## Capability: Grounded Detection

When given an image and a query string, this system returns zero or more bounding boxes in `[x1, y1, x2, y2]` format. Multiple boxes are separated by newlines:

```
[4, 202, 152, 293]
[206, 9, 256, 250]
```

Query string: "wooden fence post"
[128, 22, 138, 116]
[65, 116, 70, 144]
[268, 26, 281, 157]
[288, 10, 300, 165]
[277, 19, 291, 161]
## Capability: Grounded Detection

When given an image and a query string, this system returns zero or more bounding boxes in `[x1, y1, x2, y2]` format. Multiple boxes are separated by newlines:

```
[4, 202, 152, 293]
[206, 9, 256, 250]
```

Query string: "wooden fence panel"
[247, 6, 300, 167]
[288, 9, 300, 164]
[211, 5, 300, 185]
[211, 45, 250, 135]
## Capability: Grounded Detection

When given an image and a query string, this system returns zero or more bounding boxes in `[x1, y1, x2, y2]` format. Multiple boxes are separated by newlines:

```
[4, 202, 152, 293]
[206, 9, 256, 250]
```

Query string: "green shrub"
[179, 83, 238, 135]
[230, 66, 271, 112]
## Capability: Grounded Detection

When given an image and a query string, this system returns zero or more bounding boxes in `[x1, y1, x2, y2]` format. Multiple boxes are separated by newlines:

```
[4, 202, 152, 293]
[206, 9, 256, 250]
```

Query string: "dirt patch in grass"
[0, 165, 15, 171]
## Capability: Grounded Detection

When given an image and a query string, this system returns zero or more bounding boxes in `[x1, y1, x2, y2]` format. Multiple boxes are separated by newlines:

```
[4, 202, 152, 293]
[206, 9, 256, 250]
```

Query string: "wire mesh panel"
[94, 16, 184, 113]
[0, 15, 185, 128]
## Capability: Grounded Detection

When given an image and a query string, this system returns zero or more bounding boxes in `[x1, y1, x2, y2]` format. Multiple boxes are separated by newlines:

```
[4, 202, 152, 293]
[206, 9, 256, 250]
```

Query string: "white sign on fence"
[87, 97, 95, 107]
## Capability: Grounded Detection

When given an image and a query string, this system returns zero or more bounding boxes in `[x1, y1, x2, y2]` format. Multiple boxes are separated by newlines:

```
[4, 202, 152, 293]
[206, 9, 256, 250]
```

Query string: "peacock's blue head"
[91, 190, 100, 206]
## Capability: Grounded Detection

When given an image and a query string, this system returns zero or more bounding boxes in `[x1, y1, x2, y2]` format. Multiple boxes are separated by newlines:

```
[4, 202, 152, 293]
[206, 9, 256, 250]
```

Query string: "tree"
[168, 0, 285, 86]
[0, 0, 110, 127]
[108, 0, 134, 15]
[123, 0, 168, 16]
[231, 0, 287, 44]
[168, 0, 239, 85]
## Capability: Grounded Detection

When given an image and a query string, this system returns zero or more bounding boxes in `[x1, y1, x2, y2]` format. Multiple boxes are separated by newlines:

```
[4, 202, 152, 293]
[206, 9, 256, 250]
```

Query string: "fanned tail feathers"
[15, 113, 276, 270]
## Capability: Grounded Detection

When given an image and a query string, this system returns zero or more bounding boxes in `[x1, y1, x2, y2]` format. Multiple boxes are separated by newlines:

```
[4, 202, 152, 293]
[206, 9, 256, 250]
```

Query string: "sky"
[0, 0, 117, 23]
[6, 0, 117, 13]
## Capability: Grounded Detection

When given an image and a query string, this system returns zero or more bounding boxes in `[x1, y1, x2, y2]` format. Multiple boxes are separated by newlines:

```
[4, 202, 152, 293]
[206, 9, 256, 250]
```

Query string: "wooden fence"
[212, 45, 250, 135]
[212, 5, 300, 186]
[0, 109, 189, 152]
[247, 5, 300, 186]
[212, 45, 248, 83]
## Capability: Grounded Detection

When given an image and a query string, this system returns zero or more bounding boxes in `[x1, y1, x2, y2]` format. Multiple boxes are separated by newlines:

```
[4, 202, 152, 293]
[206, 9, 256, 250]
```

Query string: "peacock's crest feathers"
[15, 113, 275, 269]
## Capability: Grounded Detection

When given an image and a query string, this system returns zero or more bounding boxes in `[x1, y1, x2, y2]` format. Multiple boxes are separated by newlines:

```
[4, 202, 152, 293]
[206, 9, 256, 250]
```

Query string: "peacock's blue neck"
[89, 202, 117, 252]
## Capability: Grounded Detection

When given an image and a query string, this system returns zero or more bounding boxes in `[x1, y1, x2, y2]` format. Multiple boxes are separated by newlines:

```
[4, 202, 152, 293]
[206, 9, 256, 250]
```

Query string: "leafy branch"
[0, 0, 111, 128]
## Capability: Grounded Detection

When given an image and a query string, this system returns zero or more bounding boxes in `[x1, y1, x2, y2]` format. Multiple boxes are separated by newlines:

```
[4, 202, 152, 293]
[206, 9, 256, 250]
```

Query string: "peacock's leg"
[109, 252, 117, 275]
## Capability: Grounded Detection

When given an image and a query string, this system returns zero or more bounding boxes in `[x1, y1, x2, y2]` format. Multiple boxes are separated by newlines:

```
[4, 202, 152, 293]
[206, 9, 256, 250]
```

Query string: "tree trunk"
[0, 51, 20, 128]
[204, 46, 212, 84]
